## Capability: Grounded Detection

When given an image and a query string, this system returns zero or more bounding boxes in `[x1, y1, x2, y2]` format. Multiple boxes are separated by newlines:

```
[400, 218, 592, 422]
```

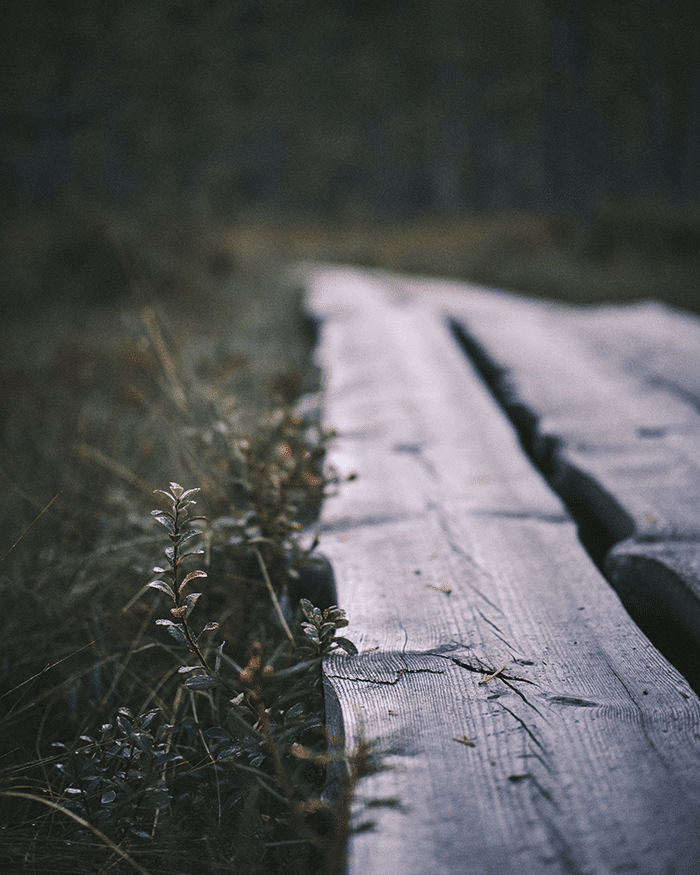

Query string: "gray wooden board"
[304, 266, 700, 875]
[385, 271, 700, 681]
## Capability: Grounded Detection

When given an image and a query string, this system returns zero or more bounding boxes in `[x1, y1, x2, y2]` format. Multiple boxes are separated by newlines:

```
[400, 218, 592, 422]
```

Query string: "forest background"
[1, 0, 699, 312]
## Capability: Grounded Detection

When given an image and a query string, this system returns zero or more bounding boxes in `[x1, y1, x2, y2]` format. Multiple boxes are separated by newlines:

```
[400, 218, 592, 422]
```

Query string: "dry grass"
[1, 199, 698, 872]
[0, 207, 347, 874]
[221, 202, 700, 313]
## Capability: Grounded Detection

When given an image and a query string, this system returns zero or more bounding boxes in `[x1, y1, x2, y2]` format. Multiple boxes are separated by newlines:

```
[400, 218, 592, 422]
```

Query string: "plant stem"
[172, 498, 211, 671]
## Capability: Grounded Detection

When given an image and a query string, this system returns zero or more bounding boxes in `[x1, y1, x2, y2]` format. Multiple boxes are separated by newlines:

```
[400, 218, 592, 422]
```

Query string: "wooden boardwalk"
[303, 266, 700, 875]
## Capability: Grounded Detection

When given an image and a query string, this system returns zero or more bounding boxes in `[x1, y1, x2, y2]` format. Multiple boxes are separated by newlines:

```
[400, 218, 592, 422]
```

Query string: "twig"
[426, 582, 452, 595]
[478, 665, 506, 685]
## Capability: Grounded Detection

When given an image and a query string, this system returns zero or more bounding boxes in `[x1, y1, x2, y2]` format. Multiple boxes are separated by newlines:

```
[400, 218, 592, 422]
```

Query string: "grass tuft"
[0, 217, 367, 874]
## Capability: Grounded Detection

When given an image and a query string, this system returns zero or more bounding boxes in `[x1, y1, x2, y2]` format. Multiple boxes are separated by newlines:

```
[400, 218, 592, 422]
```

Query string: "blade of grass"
[0, 791, 153, 875]
[0, 638, 101, 703]
[76, 443, 154, 495]
[0, 491, 62, 565]
[141, 305, 188, 413]
[253, 545, 295, 648]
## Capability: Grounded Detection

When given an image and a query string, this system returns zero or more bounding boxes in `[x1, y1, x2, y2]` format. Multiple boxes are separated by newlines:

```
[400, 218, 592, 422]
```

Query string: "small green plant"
[53, 707, 178, 842]
[148, 482, 218, 671]
[197, 405, 338, 560]
[143, 481, 361, 874]
[299, 599, 358, 658]
[0, 270, 366, 873]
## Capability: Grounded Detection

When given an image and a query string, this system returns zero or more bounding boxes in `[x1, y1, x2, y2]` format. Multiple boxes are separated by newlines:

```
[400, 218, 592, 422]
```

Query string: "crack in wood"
[476, 608, 519, 652]
[325, 666, 446, 686]
[430, 505, 503, 611]
[500, 677, 547, 719]
[499, 702, 548, 753]
[392, 440, 439, 479]
[601, 654, 672, 768]
[508, 772, 554, 805]
[471, 508, 570, 524]
[548, 695, 599, 708]
[437, 653, 537, 687]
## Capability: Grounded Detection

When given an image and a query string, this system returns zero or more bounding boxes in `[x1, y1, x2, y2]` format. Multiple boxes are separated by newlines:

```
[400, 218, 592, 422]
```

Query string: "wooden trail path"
[302, 266, 700, 875]
[400, 273, 700, 691]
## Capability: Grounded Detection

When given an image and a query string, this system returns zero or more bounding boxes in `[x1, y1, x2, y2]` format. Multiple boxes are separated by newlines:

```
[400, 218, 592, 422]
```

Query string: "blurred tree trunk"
[541, 0, 600, 228]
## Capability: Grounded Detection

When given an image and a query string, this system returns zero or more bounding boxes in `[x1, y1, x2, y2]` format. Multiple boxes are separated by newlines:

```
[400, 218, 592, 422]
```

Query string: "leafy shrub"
[0, 270, 361, 874]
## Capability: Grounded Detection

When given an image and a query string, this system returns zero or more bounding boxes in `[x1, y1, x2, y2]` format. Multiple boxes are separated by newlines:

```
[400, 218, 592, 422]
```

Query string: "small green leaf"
[148, 580, 176, 599]
[175, 529, 202, 547]
[152, 514, 175, 534]
[203, 726, 231, 743]
[333, 637, 358, 656]
[217, 746, 243, 762]
[184, 674, 220, 691]
[215, 640, 225, 672]
[139, 709, 160, 729]
[156, 619, 188, 646]
[179, 488, 201, 500]
[184, 592, 202, 617]
[179, 569, 207, 593]
[325, 607, 348, 626]
[166, 625, 188, 645]
[151, 508, 174, 520]
[303, 630, 321, 646]
[285, 702, 306, 721]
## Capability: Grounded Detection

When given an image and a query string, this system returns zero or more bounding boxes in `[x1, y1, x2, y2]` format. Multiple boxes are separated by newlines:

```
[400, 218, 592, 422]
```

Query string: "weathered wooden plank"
[305, 266, 700, 875]
[393, 272, 700, 688]
[565, 299, 700, 404]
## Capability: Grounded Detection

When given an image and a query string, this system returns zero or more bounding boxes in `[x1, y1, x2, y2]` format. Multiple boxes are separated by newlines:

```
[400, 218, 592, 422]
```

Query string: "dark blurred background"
[1, 0, 699, 310]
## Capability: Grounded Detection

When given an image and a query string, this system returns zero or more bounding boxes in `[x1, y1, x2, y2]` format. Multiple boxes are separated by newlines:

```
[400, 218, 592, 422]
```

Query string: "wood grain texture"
[304, 266, 700, 875]
[389, 271, 700, 686]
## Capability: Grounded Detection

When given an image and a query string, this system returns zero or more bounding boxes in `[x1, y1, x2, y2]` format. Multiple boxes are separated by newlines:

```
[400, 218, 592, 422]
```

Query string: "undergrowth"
[0, 239, 372, 874]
